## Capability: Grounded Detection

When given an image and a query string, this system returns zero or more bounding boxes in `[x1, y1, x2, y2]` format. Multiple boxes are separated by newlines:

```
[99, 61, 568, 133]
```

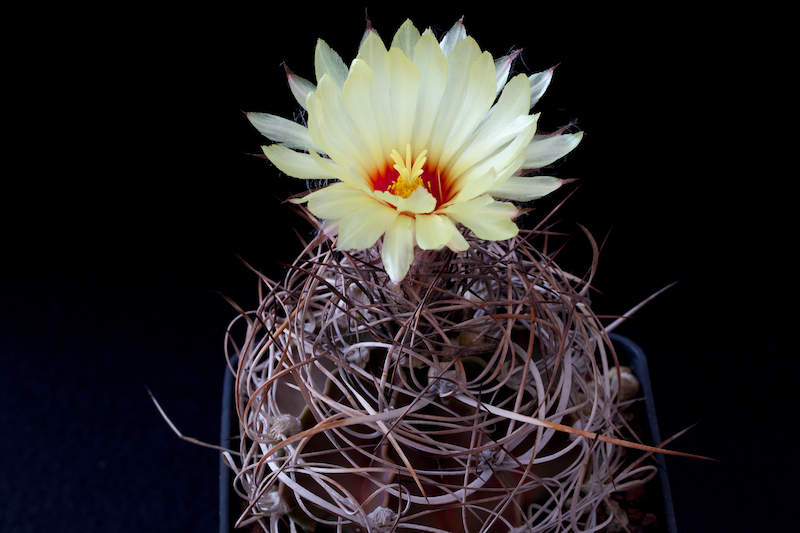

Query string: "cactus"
[216, 17, 699, 532]
[221, 217, 662, 532]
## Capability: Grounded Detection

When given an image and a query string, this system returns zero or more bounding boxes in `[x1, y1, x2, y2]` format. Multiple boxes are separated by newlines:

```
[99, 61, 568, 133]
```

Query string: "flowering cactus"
[223, 18, 693, 533]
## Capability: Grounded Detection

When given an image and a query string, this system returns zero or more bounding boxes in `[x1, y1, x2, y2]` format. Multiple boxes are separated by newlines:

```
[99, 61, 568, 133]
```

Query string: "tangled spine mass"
[222, 223, 657, 533]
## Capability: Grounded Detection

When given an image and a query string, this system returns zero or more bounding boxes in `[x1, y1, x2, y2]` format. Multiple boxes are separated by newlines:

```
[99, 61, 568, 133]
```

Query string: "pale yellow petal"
[373, 185, 436, 214]
[481, 73, 534, 141]
[487, 176, 564, 202]
[314, 38, 348, 87]
[303, 182, 375, 219]
[426, 36, 483, 162]
[337, 202, 399, 250]
[493, 50, 521, 96]
[372, 190, 398, 208]
[356, 30, 388, 71]
[247, 112, 318, 152]
[261, 144, 330, 180]
[522, 131, 583, 170]
[321, 218, 339, 237]
[529, 67, 555, 109]
[285, 67, 316, 110]
[341, 59, 385, 169]
[305, 91, 338, 160]
[382, 215, 415, 283]
[430, 39, 496, 169]
[446, 74, 535, 178]
[390, 19, 421, 60]
[311, 76, 374, 173]
[442, 195, 519, 241]
[306, 147, 367, 191]
[357, 31, 394, 156]
[415, 213, 467, 251]
[410, 32, 448, 155]
[439, 18, 466, 58]
[358, 25, 378, 51]
[448, 117, 536, 204]
[448, 115, 536, 194]
[386, 48, 420, 150]
[444, 224, 470, 252]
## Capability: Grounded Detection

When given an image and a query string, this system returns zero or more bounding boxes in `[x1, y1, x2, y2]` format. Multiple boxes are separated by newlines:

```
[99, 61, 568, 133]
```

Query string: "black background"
[2, 4, 793, 532]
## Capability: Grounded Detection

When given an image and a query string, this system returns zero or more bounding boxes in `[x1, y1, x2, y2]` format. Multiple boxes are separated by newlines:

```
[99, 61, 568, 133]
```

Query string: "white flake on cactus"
[266, 414, 302, 441]
[368, 506, 398, 530]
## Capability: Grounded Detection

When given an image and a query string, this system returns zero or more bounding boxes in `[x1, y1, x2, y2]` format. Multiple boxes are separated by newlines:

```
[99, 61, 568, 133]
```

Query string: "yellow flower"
[248, 19, 582, 282]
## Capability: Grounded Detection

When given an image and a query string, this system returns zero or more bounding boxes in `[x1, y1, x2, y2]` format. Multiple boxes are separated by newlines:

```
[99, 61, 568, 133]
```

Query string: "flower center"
[371, 144, 452, 210]
[387, 145, 427, 199]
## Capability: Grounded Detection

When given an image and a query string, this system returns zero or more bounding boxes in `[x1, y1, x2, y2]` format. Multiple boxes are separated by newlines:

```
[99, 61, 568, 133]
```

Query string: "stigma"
[387, 145, 428, 199]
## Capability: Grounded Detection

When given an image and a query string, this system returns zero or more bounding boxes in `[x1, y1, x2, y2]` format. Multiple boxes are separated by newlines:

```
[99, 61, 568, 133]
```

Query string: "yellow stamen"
[387, 145, 428, 199]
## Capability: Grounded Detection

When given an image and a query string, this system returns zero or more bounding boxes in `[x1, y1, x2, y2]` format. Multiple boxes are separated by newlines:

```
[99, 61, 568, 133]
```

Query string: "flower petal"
[314, 38, 349, 88]
[247, 112, 318, 152]
[390, 19, 421, 60]
[305, 147, 366, 190]
[449, 112, 538, 204]
[285, 65, 316, 110]
[382, 215, 415, 283]
[529, 67, 555, 109]
[447, 74, 535, 178]
[493, 49, 522, 96]
[374, 185, 436, 214]
[336, 201, 399, 250]
[410, 32, 448, 155]
[439, 18, 466, 58]
[444, 224, 470, 252]
[451, 117, 536, 197]
[321, 218, 339, 237]
[487, 176, 565, 202]
[416, 214, 468, 251]
[357, 29, 388, 71]
[341, 59, 385, 169]
[356, 31, 394, 157]
[386, 48, 420, 152]
[521, 131, 583, 170]
[261, 144, 330, 180]
[449, 167, 498, 207]
[309, 76, 374, 174]
[443, 195, 519, 241]
[429, 37, 496, 169]
[302, 182, 375, 219]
